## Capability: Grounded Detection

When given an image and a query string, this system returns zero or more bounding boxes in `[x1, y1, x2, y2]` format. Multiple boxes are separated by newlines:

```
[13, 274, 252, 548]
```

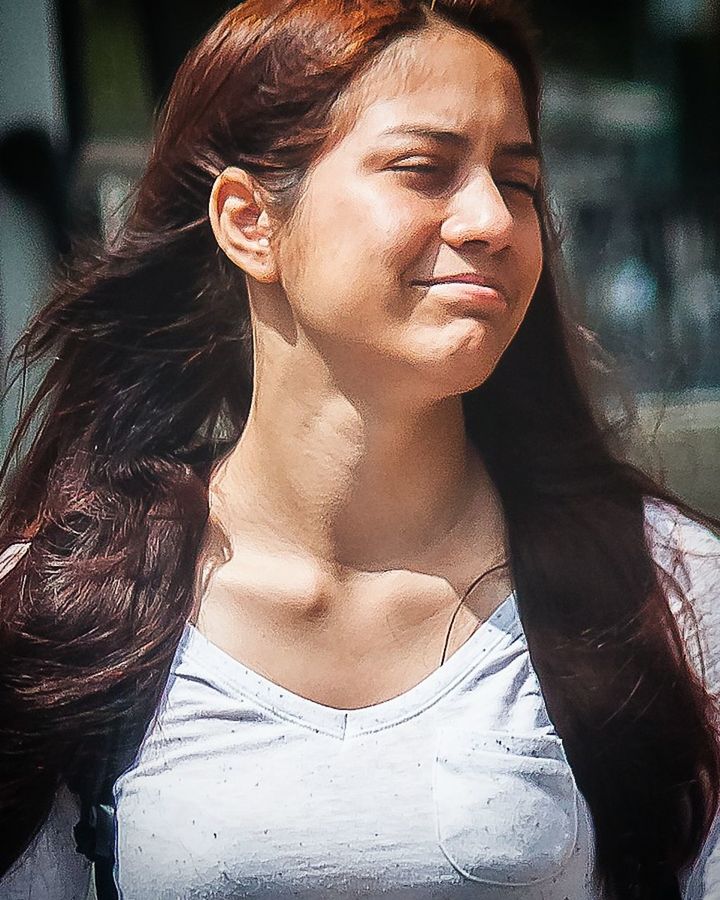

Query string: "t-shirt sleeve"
[0, 783, 93, 900]
[643, 499, 720, 899]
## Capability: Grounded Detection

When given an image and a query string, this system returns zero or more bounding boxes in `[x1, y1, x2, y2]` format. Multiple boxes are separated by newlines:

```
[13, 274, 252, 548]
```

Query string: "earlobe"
[208, 168, 279, 284]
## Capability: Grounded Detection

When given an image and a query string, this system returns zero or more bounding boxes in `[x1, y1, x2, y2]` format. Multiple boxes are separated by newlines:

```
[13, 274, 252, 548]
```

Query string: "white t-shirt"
[2, 498, 720, 899]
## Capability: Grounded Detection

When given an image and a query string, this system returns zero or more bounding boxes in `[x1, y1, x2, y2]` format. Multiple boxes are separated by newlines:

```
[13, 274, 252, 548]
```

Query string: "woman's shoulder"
[0, 542, 93, 898]
[643, 496, 720, 598]
[642, 496, 720, 697]
[643, 496, 720, 555]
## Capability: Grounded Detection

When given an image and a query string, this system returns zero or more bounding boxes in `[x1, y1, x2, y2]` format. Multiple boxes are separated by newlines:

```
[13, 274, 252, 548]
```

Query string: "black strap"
[73, 790, 118, 899]
[72, 721, 122, 900]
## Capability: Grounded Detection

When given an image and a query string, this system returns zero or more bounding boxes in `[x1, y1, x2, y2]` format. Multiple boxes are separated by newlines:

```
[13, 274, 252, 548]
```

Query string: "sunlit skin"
[200, 20, 544, 705]
[272, 34, 542, 401]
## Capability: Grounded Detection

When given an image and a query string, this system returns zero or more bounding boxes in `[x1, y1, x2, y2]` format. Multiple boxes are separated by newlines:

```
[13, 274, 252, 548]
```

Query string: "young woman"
[1, 1, 719, 898]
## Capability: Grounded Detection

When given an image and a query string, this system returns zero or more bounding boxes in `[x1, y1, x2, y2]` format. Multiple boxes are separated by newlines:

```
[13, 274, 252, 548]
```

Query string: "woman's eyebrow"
[376, 125, 469, 147]
[375, 126, 539, 161]
[496, 140, 541, 162]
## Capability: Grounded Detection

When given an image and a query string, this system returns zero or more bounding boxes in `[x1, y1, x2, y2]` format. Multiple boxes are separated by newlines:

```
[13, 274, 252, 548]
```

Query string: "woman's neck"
[207, 381, 505, 576]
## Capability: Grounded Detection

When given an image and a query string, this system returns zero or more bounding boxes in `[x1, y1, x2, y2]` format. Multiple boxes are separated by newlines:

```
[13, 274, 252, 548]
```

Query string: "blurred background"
[0, 0, 718, 512]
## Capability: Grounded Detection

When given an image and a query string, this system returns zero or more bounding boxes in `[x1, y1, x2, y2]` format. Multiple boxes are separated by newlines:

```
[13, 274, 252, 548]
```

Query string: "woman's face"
[272, 22, 543, 400]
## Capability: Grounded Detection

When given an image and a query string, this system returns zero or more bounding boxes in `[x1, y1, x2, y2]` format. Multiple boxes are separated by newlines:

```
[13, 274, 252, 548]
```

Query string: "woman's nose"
[440, 172, 514, 252]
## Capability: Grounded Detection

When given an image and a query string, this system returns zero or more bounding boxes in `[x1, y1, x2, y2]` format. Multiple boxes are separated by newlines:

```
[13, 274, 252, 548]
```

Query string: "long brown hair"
[1, 1, 718, 897]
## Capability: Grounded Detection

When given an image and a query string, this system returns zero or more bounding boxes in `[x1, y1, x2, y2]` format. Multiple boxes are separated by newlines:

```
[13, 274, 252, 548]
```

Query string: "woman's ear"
[208, 167, 279, 284]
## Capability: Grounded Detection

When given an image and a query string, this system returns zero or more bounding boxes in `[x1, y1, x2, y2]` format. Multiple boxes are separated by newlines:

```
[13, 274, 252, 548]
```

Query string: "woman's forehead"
[328, 25, 529, 148]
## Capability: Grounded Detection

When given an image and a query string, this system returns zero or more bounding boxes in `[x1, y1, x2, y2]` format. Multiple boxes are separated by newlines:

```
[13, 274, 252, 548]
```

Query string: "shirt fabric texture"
[2, 498, 720, 899]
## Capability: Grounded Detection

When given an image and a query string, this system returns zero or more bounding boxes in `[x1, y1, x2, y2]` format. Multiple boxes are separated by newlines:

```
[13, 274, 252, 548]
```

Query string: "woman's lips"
[419, 280, 508, 314]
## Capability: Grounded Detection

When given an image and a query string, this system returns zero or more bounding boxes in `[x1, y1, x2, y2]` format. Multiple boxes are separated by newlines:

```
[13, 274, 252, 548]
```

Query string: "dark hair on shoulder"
[1, 2, 718, 897]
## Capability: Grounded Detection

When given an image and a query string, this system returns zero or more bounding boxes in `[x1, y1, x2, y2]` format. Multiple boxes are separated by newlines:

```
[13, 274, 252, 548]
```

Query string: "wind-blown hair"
[0, 1, 718, 897]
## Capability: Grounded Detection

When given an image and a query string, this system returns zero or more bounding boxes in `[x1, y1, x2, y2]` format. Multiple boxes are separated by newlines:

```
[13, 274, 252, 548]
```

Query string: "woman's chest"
[113, 641, 598, 899]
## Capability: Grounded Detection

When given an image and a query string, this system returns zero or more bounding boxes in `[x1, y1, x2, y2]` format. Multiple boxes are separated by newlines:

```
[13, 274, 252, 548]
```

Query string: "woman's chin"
[411, 320, 502, 389]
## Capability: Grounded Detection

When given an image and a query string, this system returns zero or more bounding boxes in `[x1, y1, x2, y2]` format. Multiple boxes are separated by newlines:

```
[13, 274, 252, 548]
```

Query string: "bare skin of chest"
[190, 537, 513, 709]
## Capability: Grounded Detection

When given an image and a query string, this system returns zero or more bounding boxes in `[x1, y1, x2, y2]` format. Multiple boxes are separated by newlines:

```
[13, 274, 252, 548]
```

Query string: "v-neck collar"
[176, 591, 521, 739]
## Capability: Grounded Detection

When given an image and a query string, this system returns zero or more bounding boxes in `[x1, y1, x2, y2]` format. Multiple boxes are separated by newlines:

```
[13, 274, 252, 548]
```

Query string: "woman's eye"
[390, 162, 446, 174]
[498, 180, 538, 198]
[388, 162, 456, 193]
